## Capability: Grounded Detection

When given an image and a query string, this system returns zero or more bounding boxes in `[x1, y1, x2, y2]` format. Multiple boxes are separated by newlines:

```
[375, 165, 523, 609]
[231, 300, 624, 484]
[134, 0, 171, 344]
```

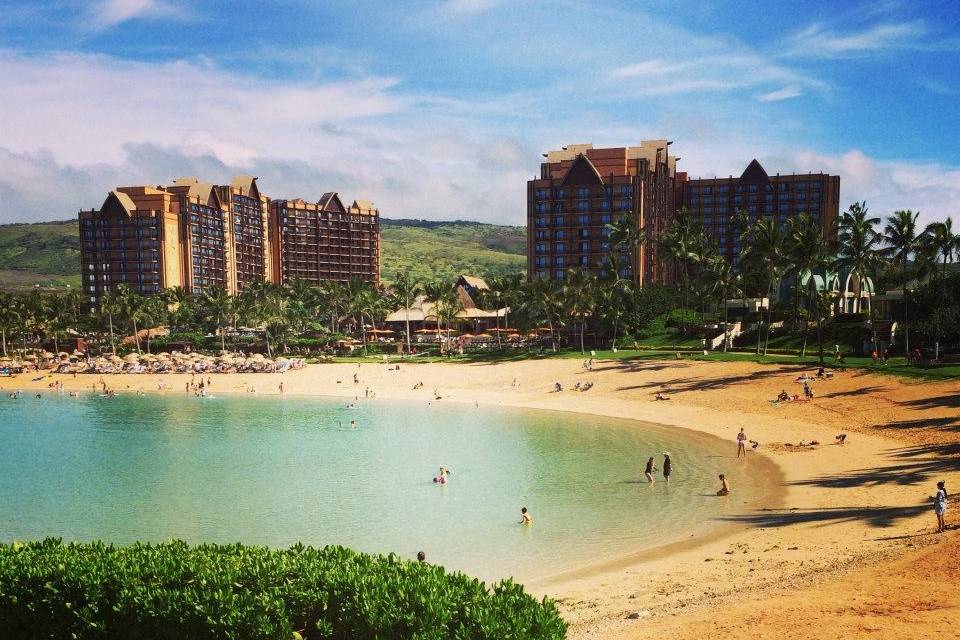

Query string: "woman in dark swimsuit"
[663, 453, 672, 482]
[644, 457, 657, 482]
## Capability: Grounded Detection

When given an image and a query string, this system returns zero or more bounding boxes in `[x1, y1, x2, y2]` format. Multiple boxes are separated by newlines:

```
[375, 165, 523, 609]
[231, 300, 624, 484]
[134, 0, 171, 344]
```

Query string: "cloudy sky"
[1, 0, 958, 225]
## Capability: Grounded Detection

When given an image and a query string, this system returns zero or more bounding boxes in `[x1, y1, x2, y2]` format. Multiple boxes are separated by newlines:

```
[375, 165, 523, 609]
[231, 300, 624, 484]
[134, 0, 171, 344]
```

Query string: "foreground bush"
[0, 539, 566, 640]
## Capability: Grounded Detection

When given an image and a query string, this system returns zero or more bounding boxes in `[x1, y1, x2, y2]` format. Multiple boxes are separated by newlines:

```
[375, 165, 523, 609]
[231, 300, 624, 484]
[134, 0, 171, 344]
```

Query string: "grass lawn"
[326, 347, 960, 382]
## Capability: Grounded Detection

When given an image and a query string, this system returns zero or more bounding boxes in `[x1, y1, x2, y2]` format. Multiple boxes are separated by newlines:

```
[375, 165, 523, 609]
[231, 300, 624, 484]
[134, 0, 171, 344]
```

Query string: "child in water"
[519, 507, 533, 524]
[433, 466, 450, 484]
[717, 474, 730, 496]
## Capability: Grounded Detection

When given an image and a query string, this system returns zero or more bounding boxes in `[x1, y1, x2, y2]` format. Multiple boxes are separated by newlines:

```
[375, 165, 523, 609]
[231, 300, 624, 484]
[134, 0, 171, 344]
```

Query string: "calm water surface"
[0, 393, 776, 582]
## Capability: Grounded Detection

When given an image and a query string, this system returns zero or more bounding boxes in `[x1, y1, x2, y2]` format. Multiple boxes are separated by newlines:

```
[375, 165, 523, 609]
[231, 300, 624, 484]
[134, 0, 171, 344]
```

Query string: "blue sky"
[1, 0, 958, 224]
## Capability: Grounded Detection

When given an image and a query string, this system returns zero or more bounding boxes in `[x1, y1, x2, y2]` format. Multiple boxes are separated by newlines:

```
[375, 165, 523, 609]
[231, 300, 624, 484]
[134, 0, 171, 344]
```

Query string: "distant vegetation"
[0, 539, 566, 639]
[0, 218, 525, 290]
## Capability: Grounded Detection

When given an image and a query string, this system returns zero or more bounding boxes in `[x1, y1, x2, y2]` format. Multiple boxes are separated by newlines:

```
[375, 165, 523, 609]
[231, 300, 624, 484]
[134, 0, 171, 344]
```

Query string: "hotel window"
[554, 256, 564, 267]
[576, 187, 590, 198]
[580, 256, 590, 266]
[719, 185, 729, 193]
[556, 189, 566, 198]
[535, 243, 547, 253]
[702, 187, 712, 195]
[535, 189, 548, 199]
[535, 230, 547, 239]
[535, 256, 547, 267]
[580, 241, 589, 251]
[554, 269, 564, 280]
[577, 201, 589, 213]
[578, 214, 589, 225]
[555, 242, 565, 252]
[535, 216, 548, 227]
[535, 202, 548, 213]
[578, 229, 590, 238]
[600, 200, 610, 211]
[554, 215, 565, 226]
[601, 214, 612, 224]
[619, 185, 631, 196]
[749, 184, 759, 193]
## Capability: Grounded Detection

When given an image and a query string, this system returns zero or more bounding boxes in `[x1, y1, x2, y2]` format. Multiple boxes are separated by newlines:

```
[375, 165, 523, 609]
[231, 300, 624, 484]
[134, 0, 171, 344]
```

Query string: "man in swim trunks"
[737, 428, 747, 458]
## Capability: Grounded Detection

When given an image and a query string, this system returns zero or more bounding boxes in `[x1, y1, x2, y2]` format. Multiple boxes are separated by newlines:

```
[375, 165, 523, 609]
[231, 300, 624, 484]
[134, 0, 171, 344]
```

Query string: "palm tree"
[162, 286, 192, 336]
[0, 292, 21, 357]
[140, 295, 167, 354]
[788, 213, 828, 357]
[883, 210, 920, 356]
[522, 277, 562, 351]
[741, 217, 786, 355]
[836, 201, 883, 347]
[114, 284, 145, 354]
[203, 285, 234, 353]
[601, 251, 634, 349]
[659, 208, 694, 334]
[922, 217, 960, 357]
[562, 268, 596, 354]
[391, 271, 423, 356]
[705, 255, 741, 352]
[100, 286, 125, 356]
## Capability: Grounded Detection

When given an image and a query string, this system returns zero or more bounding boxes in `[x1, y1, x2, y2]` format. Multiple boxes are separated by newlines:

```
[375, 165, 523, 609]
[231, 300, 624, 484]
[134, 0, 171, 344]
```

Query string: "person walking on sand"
[934, 481, 948, 533]
[644, 457, 657, 483]
[716, 474, 730, 496]
[519, 507, 533, 524]
[662, 453, 673, 483]
[737, 428, 748, 458]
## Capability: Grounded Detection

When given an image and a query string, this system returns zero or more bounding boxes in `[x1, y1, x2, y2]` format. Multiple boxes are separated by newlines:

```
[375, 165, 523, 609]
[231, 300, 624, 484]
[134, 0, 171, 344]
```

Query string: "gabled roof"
[739, 159, 770, 184]
[231, 175, 260, 198]
[458, 275, 489, 290]
[352, 199, 375, 211]
[318, 192, 346, 213]
[101, 190, 137, 217]
[170, 177, 220, 207]
[561, 154, 605, 186]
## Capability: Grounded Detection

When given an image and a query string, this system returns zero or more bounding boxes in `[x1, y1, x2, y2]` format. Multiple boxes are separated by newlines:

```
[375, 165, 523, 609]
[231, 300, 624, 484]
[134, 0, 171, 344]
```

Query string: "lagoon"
[0, 393, 775, 583]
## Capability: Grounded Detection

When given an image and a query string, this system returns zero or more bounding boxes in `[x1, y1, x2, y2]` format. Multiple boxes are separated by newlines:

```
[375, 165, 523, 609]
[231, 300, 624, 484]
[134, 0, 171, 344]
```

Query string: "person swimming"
[519, 506, 533, 524]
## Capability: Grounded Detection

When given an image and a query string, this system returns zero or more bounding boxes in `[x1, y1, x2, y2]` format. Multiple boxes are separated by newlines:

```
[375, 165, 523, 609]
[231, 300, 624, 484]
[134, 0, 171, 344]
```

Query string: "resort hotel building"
[526, 141, 677, 284]
[79, 176, 380, 311]
[526, 143, 840, 282]
[675, 159, 841, 266]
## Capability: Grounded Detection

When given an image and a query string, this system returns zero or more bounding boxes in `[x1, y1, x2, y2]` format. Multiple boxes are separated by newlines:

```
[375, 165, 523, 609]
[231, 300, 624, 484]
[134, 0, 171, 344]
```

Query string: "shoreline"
[4, 358, 958, 637]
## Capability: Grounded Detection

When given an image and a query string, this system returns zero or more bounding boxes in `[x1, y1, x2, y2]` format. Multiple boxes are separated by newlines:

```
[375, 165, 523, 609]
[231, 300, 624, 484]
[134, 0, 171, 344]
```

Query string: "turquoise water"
[0, 393, 776, 583]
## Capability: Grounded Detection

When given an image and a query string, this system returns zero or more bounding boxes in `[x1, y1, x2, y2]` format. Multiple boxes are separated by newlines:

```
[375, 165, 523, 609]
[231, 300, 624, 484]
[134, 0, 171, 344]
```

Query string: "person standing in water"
[644, 457, 657, 483]
[662, 453, 672, 482]
[519, 507, 533, 524]
[737, 428, 747, 458]
[934, 481, 948, 533]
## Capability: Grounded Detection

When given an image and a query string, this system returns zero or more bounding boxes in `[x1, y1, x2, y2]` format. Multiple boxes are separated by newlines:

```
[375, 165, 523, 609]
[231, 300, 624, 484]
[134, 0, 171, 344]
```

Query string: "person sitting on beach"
[644, 457, 657, 482]
[816, 367, 826, 379]
[510, 378, 519, 387]
[836, 433, 847, 444]
[749, 439, 760, 450]
[716, 474, 730, 496]
[655, 391, 670, 401]
[520, 507, 533, 524]
[574, 381, 582, 391]
[581, 382, 593, 391]
[554, 382, 562, 392]
[777, 390, 790, 402]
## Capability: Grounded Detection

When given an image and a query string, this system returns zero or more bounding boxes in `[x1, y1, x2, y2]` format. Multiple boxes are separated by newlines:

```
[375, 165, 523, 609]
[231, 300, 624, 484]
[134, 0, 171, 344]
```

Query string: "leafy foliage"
[0, 539, 566, 640]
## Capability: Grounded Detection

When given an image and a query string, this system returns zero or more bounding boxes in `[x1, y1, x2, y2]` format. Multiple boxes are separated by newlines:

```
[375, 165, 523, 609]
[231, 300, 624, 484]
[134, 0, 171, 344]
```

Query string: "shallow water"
[0, 392, 776, 582]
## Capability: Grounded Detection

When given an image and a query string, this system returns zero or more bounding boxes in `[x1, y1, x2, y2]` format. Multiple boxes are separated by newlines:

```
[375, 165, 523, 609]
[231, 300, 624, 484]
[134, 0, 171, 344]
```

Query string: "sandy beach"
[4, 355, 959, 638]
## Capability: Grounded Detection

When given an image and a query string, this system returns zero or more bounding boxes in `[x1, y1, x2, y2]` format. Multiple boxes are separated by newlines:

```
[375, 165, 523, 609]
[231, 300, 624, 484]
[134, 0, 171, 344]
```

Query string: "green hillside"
[0, 218, 526, 290]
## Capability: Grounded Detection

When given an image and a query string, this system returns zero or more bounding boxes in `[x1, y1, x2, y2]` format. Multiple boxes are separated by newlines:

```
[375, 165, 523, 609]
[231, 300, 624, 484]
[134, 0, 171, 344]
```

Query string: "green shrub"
[0, 539, 566, 640]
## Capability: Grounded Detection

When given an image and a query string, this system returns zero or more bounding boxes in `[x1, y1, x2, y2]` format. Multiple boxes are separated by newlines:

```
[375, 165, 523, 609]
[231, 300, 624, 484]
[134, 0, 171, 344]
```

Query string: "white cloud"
[88, 0, 186, 29]
[436, 0, 503, 18]
[788, 149, 960, 226]
[607, 54, 824, 98]
[757, 84, 802, 102]
[785, 21, 926, 57]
